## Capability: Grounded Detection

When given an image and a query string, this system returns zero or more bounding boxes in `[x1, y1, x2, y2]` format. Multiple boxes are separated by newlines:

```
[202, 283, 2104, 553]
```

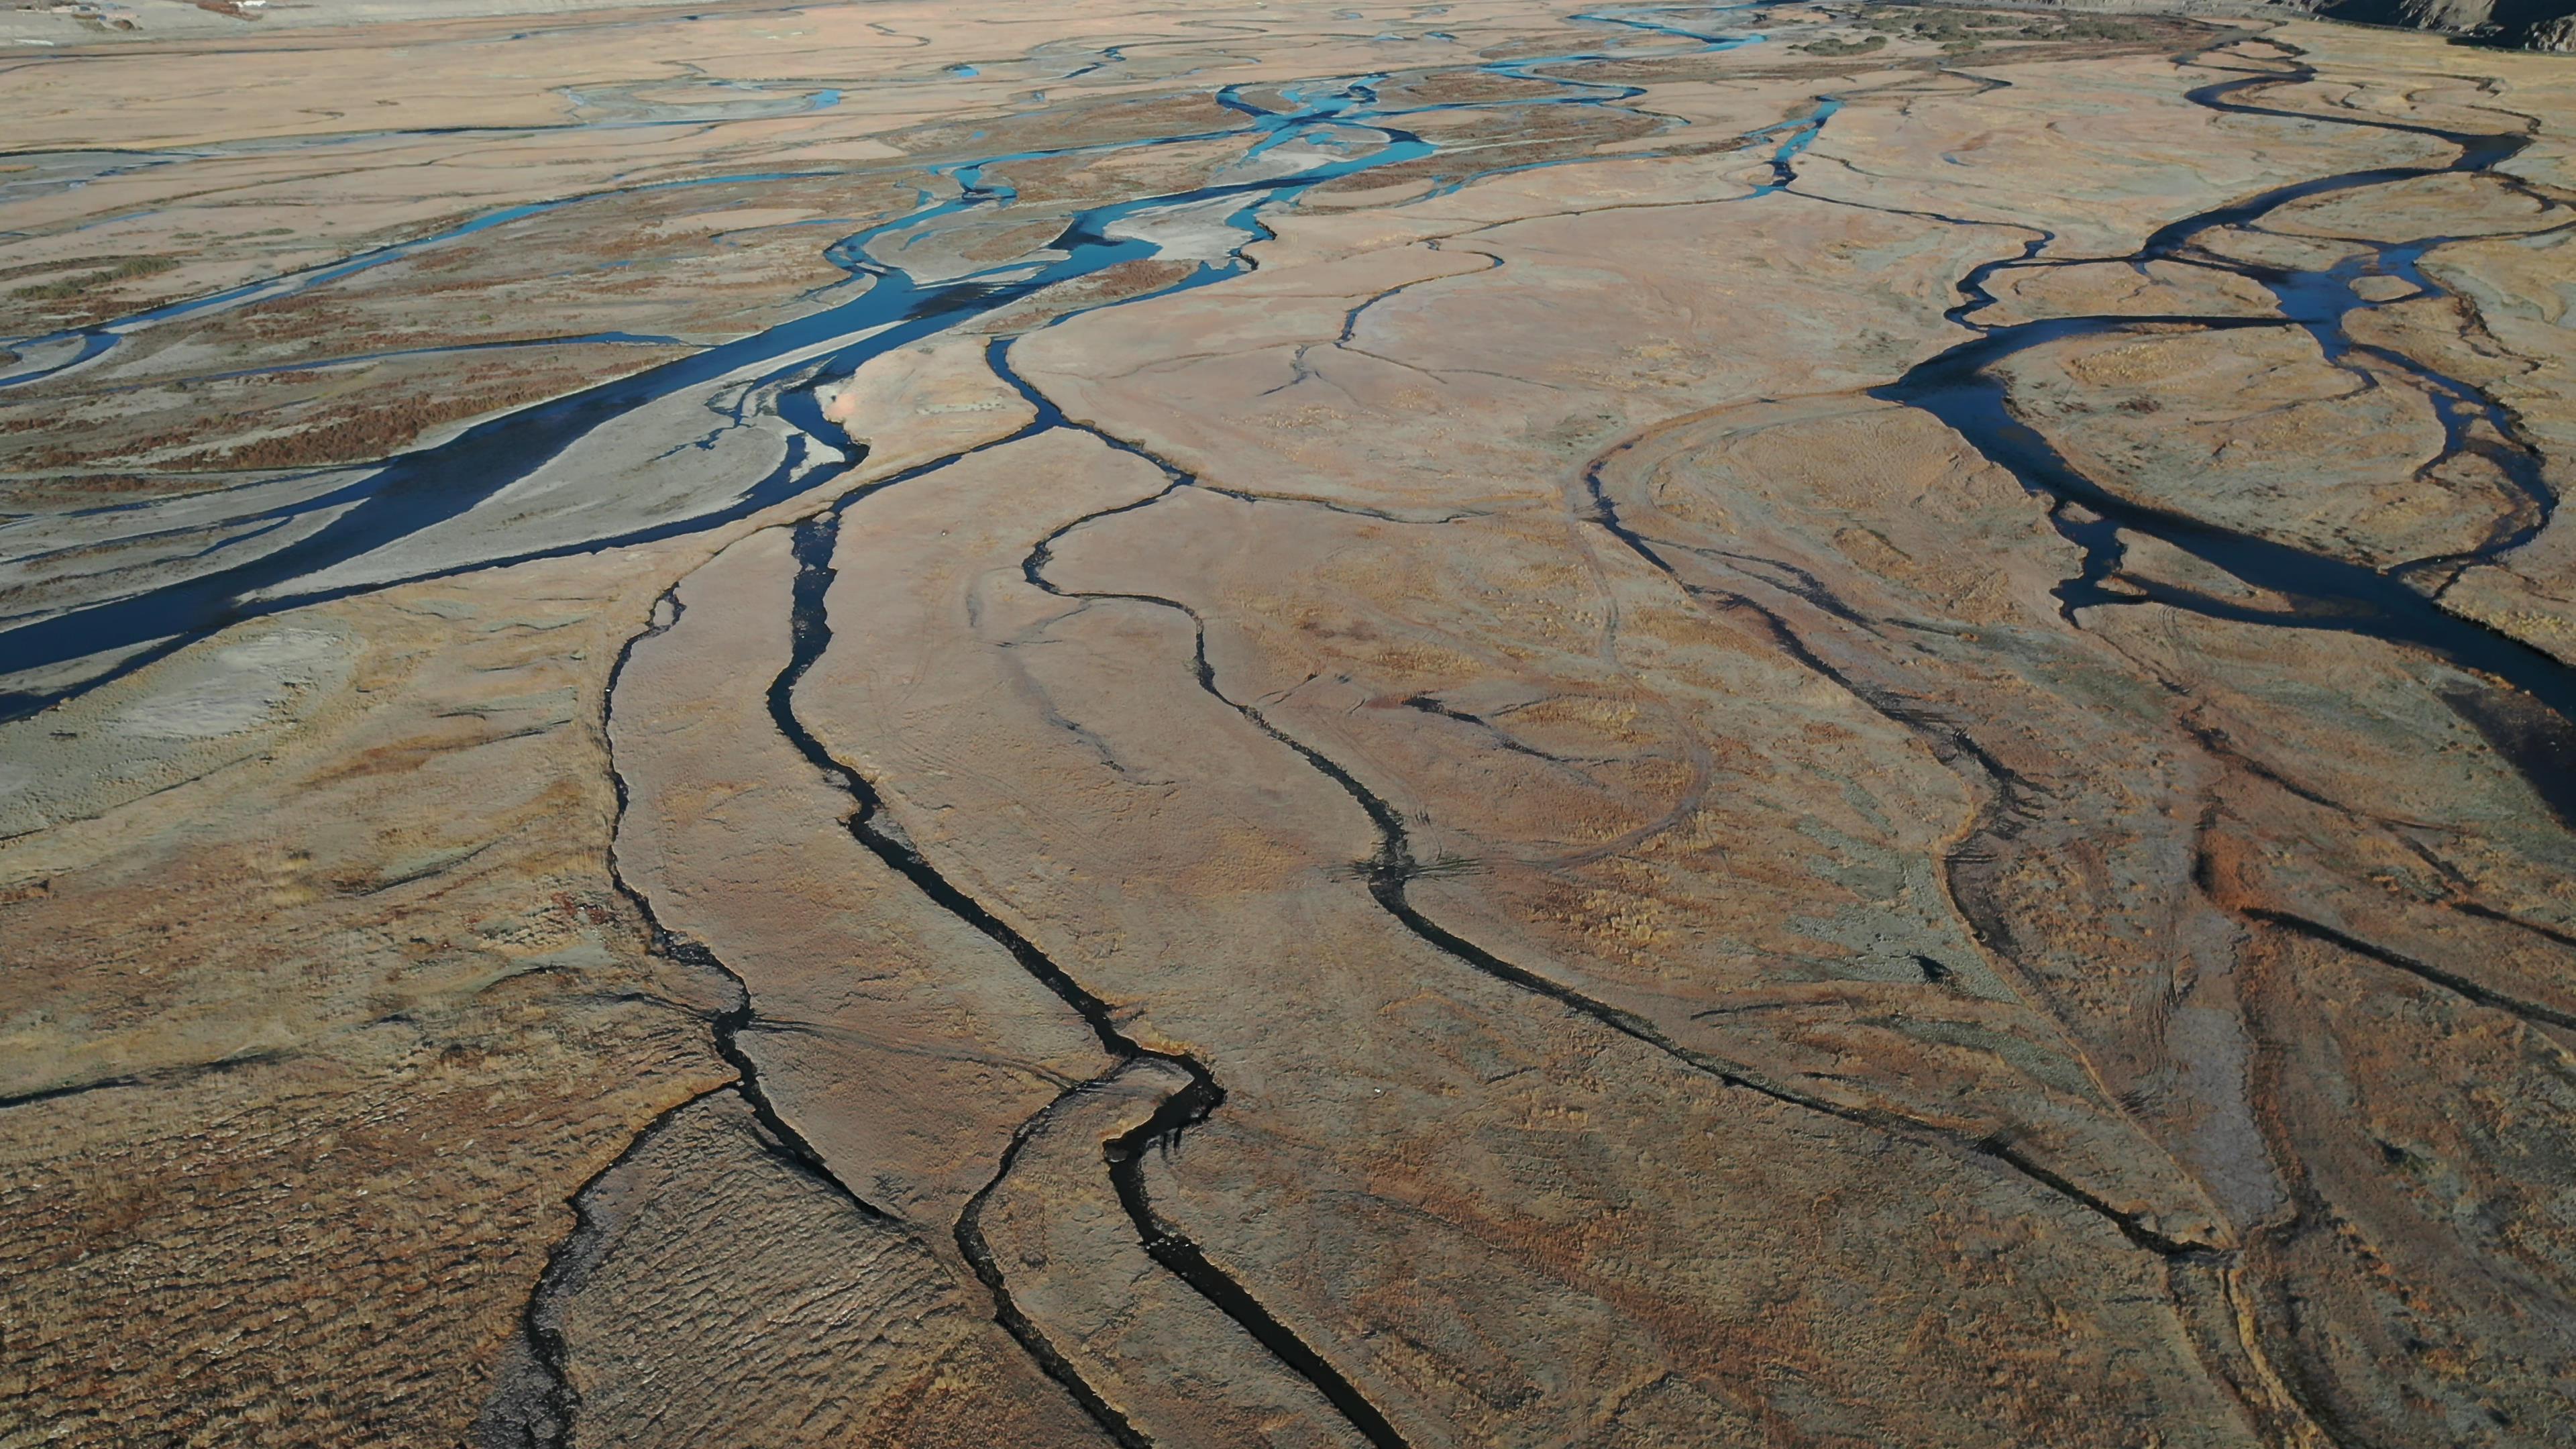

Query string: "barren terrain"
[3, 2, 2573, 1446]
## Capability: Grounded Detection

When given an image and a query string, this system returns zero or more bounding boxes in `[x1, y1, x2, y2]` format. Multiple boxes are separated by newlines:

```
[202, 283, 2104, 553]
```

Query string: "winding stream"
[1874, 43, 2576, 822]
[0, 4, 1763, 719]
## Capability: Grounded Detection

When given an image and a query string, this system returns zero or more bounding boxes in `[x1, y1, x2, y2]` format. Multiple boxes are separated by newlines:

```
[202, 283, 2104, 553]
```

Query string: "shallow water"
[1873, 50, 2575, 822]
[0, 4, 1782, 717]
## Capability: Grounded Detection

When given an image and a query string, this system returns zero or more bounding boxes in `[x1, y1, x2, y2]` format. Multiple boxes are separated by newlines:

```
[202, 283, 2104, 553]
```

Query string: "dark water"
[1872, 48, 2576, 824]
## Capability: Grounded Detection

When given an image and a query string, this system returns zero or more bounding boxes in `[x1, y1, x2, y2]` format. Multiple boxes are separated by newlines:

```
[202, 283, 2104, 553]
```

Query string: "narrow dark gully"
[765, 514, 1415, 1449]
[998, 340, 2219, 1263]
[607, 588, 908, 1228]
[488, 582, 912, 1449]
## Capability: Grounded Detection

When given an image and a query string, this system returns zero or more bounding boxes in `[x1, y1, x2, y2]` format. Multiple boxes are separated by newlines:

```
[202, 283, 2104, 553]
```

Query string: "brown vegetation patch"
[162, 368, 649, 472]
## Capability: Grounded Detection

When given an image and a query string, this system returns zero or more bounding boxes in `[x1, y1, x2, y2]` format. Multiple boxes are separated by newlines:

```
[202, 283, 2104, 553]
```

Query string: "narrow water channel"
[0, 4, 1780, 720]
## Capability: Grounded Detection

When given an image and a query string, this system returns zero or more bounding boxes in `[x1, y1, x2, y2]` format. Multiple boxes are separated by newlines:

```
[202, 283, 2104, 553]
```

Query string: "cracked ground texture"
[2, 1, 2573, 1446]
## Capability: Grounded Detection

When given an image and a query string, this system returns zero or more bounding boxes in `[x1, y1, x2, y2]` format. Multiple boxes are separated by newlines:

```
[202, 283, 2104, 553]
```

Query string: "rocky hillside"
[1904, 0, 2576, 50]
[2316, 0, 2576, 50]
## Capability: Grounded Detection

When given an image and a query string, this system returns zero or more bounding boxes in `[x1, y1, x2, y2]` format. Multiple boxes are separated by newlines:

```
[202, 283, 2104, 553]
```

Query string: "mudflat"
[3, 2, 2573, 1446]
